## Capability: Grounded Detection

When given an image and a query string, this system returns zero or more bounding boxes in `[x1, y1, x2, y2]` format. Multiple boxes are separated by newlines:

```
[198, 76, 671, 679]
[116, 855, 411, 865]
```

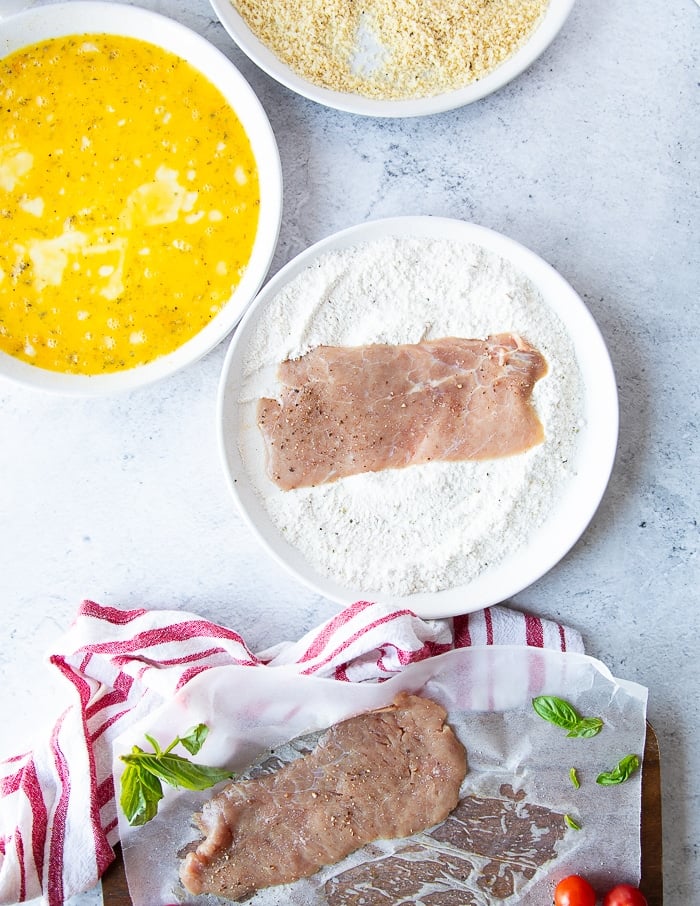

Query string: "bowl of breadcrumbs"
[209, 0, 576, 116]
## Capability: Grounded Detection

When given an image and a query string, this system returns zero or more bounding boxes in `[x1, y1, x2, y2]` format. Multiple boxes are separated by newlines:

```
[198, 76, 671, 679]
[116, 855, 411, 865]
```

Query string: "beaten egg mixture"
[0, 34, 260, 374]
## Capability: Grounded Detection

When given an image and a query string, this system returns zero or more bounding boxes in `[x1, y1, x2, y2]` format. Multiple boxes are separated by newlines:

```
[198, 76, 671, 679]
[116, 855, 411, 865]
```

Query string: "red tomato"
[603, 884, 648, 906]
[554, 875, 597, 906]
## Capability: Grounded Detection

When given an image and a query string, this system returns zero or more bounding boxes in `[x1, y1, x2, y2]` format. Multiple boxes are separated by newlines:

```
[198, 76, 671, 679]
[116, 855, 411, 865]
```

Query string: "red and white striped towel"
[0, 599, 582, 906]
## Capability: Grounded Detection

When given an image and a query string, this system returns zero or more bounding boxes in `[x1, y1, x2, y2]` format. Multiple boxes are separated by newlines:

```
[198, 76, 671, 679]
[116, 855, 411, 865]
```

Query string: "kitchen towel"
[0, 599, 583, 905]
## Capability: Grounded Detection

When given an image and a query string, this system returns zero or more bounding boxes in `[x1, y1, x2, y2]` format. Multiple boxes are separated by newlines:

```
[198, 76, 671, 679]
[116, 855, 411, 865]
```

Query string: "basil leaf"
[566, 717, 604, 739]
[144, 734, 162, 756]
[569, 767, 580, 789]
[119, 724, 235, 826]
[532, 695, 581, 730]
[120, 763, 163, 826]
[179, 723, 209, 756]
[131, 752, 234, 791]
[596, 754, 641, 786]
[564, 813, 582, 830]
[532, 696, 604, 739]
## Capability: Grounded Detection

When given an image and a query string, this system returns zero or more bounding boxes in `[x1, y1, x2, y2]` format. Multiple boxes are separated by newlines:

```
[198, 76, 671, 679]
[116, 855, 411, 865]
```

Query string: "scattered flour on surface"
[238, 236, 584, 597]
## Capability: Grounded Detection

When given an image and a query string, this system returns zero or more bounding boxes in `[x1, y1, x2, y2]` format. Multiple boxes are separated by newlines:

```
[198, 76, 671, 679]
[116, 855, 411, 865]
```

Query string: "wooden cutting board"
[641, 722, 663, 905]
[102, 722, 663, 905]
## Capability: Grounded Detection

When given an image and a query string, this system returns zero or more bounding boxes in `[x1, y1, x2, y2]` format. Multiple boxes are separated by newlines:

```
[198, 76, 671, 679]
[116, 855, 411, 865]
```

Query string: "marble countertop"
[1, 0, 698, 903]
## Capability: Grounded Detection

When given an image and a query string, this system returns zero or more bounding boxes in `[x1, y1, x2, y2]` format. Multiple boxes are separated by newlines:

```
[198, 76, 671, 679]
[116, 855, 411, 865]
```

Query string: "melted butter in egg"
[0, 35, 260, 374]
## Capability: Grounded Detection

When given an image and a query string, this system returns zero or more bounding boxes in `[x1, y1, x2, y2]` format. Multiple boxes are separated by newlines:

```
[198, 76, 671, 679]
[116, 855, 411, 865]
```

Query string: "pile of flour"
[238, 236, 584, 597]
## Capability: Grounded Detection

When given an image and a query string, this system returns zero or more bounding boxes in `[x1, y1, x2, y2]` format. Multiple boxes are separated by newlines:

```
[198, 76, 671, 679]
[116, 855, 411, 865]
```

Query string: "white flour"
[238, 236, 584, 597]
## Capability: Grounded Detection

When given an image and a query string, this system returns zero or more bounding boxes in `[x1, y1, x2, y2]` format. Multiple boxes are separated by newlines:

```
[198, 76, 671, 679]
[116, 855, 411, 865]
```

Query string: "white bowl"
[209, 0, 577, 117]
[0, 2, 282, 395]
[218, 216, 618, 619]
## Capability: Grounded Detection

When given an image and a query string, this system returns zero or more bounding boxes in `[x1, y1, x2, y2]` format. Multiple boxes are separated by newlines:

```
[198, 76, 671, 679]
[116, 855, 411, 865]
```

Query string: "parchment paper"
[113, 646, 647, 905]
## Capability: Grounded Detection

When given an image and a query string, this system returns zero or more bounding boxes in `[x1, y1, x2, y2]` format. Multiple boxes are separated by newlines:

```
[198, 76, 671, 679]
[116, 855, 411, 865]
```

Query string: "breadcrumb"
[232, 0, 549, 99]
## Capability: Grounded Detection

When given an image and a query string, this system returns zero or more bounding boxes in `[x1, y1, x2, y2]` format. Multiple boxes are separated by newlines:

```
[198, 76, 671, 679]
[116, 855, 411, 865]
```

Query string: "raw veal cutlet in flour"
[258, 333, 547, 490]
[179, 693, 467, 900]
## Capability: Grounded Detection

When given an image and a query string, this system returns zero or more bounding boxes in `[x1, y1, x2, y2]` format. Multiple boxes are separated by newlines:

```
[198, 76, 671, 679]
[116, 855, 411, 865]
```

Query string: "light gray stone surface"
[0, 0, 697, 904]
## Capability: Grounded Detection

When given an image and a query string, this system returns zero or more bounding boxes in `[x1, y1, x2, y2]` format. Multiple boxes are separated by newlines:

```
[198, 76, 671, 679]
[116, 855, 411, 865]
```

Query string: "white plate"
[218, 216, 618, 618]
[0, 1, 282, 395]
[209, 0, 577, 117]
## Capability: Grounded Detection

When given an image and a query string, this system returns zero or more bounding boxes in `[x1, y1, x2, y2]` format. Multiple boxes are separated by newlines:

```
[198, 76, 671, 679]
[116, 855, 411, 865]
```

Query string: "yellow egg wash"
[0, 34, 260, 374]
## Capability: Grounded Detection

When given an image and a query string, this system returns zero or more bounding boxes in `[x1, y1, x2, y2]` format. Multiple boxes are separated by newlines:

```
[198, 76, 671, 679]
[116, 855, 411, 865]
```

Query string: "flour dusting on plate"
[237, 236, 584, 597]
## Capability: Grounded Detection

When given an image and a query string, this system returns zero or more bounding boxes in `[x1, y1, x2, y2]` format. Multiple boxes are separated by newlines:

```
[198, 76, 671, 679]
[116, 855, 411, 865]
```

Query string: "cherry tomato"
[602, 883, 648, 906]
[554, 875, 597, 906]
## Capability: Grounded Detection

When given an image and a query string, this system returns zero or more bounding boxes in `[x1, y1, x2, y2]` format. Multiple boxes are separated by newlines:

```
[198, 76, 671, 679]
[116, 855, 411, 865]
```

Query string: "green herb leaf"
[532, 696, 603, 738]
[569, 767, 580, 789]
[119, 763, 163, 827]
[566, 716, 604, 739]
[532, 695, 580, 730]
[564, 813, 582, 830]
[125, 752, 234, 791]
[119, 724, 235, 826]
[179, 723, 209, 756]
[144, 734, 162, 756]
[596, 754, 640, 786]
